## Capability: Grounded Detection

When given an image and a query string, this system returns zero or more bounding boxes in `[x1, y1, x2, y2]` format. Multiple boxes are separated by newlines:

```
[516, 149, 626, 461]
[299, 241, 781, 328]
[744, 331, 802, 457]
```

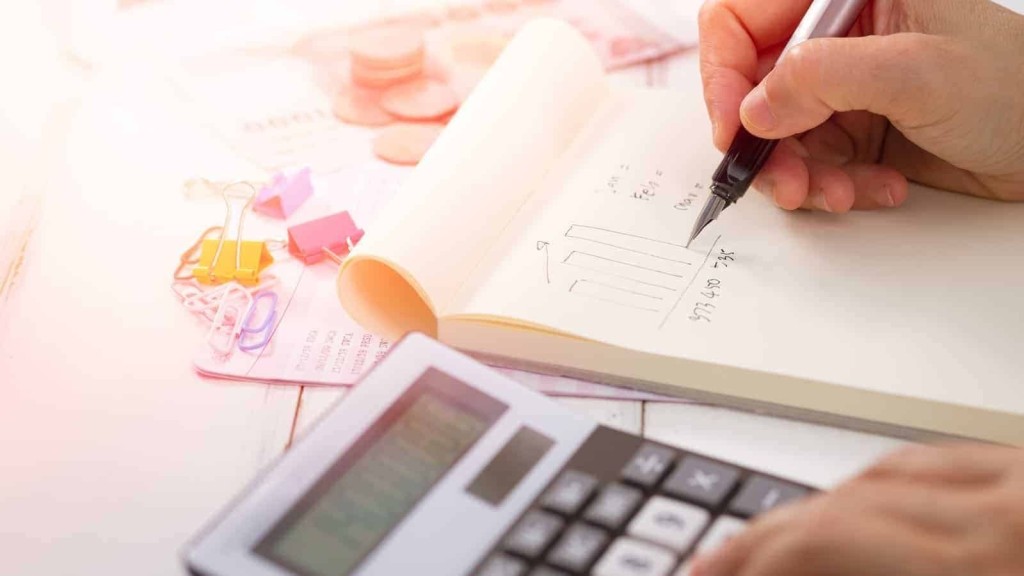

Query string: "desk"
[0, 3, 906, 574]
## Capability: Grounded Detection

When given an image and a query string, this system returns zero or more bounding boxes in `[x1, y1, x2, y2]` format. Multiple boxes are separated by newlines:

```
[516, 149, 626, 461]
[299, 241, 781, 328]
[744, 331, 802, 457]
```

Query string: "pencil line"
[564, 251, 687, 279]
[573, 279, 665, 301]
[562, 263, 677, 291]
[567, 235, 693, 265]
[659, 235, 721, 330]
[566, 224, 687, 249]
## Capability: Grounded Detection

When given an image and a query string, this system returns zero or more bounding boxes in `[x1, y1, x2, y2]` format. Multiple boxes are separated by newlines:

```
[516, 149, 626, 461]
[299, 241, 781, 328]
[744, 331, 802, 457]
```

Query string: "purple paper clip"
[238, 291, 279, 352]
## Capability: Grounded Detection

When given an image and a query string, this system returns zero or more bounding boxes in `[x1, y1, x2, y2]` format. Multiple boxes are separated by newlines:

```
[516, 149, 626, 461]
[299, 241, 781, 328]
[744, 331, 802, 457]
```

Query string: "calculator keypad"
[661, 456, 741, 509]
[593, 537, 676, 576]
[547, 523, 610, 573]
[504, 510, 566, 560]
[728, 475, 810, 517]
[582, 483, 644, 530]
[627, 496, 709, 554]
[541, 471, 600, 516]
[621, 444, 676, 489]
[473, 427, 814, 576]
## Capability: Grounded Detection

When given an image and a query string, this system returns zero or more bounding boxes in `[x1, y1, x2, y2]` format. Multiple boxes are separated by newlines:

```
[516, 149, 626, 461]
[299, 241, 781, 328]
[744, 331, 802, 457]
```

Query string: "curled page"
[337, 18, 609, 338]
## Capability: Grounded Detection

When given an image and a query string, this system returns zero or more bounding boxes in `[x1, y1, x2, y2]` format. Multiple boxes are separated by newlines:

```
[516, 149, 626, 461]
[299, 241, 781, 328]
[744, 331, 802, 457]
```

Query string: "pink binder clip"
[254, 168, 313, 219]
[287, 211, 365, 264]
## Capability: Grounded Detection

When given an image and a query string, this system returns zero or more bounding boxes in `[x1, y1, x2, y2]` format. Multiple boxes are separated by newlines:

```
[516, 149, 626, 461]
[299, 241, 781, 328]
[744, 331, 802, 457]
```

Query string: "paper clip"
[207, 284, 253, 356]
[254, 168, 313, 219]
[287, 211, 365, 264]
[238, 291, 278, 352]
[193, 183, 274, 285]
[174, 226, 224, 280]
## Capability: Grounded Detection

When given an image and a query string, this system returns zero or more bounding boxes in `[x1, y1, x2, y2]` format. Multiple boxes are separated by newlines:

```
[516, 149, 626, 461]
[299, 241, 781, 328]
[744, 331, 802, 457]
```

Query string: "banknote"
[168, 0, 695, 174]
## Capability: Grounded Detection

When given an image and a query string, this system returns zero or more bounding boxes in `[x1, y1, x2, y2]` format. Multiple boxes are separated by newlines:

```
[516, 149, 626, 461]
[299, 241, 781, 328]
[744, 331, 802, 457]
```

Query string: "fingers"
[752, 139, 908, 213]
[699, 0, 813, 147]
[861, 443, 1018, 485]
[690, 498, 811, 576]
[693, 484, 958, 576]
[739, 34, 957, 141]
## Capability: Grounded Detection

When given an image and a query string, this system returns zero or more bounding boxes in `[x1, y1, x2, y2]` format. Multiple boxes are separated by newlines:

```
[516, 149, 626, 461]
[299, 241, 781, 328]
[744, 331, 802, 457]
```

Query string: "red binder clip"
[287, 211, 365, 264]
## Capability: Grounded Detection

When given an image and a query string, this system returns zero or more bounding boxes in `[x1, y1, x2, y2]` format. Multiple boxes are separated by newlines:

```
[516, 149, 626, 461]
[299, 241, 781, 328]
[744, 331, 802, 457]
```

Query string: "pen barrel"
[784, 0, 870, 54]
[712, 127, 780, 204]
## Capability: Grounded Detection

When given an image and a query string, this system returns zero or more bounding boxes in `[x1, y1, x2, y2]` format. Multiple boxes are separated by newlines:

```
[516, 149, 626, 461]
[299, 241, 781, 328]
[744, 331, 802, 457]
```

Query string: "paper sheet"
[193, 161, 678, 401]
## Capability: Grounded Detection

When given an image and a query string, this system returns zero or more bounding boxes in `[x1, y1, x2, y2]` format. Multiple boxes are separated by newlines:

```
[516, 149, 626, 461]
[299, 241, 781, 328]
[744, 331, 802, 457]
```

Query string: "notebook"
[336, 18, 1024, 444]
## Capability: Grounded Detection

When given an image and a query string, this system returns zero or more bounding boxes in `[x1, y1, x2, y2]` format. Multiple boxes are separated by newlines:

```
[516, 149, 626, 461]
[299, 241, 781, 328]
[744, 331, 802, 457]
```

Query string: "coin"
[373, 122, 445, 165]
[332, 86, 395, 127]
[351, 59, 424, 88]
[348, 25, 426, 69]
[379, 78, 458, 120]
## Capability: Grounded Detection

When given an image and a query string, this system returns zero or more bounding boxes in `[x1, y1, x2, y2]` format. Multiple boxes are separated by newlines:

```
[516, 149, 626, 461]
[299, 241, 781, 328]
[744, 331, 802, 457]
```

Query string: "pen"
[687, 0, 871, 247]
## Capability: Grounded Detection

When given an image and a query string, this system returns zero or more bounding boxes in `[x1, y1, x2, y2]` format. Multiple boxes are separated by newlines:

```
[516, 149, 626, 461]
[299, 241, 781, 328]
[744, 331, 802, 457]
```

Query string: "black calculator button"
[582, 483, 644, 530]
[504, 510, 565, 560]
[621, 443, 677, 489]
[528, 566, 569, 576]
[477, 553, 529, 576]
[729, 475, 810, 517]
[540, 470, 599, 516]
[627, 495, 710, 554]
[592, 537, 677, 576]
[546, 522, 610, 573]
[661, 455, 741, 508]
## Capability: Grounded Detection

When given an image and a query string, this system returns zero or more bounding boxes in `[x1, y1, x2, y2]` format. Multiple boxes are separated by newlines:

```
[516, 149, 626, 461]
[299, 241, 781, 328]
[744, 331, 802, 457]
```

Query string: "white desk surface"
[0, 2, 906, 574]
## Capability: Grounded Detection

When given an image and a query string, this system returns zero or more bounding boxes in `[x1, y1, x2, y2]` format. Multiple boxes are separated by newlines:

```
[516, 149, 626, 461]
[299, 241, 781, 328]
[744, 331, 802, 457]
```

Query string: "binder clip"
[193, 183, 275, 286]
[254, 168, 313, 219]
[287, 211, 365, 264]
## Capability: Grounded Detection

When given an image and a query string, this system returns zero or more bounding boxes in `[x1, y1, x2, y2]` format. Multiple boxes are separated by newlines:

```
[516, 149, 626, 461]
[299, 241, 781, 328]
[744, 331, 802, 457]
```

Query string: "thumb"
[739, 33, 961, 139]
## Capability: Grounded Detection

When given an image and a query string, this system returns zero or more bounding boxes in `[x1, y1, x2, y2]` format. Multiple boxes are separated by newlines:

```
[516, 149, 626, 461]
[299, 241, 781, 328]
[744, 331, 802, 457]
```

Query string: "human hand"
[699, 0, 1024, 212]
[690, 443, 1024, 576]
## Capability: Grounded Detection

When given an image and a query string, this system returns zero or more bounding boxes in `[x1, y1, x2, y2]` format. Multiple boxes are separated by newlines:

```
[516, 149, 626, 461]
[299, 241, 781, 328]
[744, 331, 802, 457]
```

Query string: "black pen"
[687, 0, 870, 247]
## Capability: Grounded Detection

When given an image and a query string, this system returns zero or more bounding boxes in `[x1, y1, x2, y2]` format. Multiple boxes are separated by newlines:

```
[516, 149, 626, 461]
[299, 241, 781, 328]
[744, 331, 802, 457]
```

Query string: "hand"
[699, 0, 1024, 212]
[690, 443, 1024, 576]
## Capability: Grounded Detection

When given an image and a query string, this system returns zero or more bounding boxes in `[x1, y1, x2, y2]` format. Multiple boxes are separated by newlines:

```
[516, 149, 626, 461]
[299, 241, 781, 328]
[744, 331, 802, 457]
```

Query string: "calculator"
[184, 333, 816, 576]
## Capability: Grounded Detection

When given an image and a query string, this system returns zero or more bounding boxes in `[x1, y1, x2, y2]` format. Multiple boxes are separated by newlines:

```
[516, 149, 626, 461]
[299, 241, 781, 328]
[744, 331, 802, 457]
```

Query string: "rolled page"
[338, 18, 608, 338]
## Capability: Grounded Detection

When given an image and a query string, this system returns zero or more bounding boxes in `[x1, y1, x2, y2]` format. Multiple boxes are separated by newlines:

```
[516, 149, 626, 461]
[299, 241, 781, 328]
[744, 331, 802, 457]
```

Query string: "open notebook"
[337, 19, 1024, 444]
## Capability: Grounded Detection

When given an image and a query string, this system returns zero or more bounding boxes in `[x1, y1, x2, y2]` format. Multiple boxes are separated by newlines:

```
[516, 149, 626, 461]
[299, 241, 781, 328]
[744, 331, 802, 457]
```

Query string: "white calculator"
[185, 333, 815, 576]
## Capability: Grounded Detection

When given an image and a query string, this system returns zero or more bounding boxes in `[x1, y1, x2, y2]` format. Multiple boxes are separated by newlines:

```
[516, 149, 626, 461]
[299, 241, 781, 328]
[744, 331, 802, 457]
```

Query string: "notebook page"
[452, 86, 1024, 417]
[338, 19, 609, 337]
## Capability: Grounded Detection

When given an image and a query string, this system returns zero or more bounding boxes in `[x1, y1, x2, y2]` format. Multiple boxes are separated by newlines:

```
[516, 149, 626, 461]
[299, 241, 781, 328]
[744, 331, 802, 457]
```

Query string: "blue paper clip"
[238, 291, 278, 352]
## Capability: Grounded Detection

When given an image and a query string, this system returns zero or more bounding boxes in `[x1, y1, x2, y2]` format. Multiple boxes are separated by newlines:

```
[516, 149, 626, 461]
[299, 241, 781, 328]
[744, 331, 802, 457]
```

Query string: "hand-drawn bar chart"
[557, 224, 719, 325]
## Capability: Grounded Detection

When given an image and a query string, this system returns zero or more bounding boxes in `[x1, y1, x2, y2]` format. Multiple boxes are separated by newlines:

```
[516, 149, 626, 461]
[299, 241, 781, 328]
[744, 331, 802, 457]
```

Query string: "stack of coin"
[347, 25, 426, 89]
[327, 22, 509, 165]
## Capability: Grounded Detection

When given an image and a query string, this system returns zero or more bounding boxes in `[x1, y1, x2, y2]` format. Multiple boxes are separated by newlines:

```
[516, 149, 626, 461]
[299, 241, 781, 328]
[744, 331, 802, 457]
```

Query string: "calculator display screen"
[255, 368, 507, 576]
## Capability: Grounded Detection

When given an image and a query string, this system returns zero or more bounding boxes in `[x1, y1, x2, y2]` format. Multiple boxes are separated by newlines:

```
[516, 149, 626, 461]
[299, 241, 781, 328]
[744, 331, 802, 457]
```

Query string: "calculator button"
[477, 553, 529, 576]
[541, 470, 599, 516]
[729, 476, 809, 517]
[504, 510, 565, 559]
[546, 522, 610, 573]
[661, 456, 741, 508]
[582, 483, 644, 530]
[593, 537, 677, 576]
[528, 566, 569, 576]
[621, 444, 677, 489]
[694, 516, 747, 555]
[627, 496, 709, 554]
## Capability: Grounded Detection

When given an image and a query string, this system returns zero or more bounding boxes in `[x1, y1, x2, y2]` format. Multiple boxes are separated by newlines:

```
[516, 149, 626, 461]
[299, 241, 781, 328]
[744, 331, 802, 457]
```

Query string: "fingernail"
[811, 189, 832, 212]
[880, 184, 896, 207]
[741, 83, 777, 132]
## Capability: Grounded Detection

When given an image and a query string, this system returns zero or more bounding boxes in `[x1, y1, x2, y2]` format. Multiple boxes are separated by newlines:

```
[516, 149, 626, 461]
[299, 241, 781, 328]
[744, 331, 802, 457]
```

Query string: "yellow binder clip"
[193, 183, 274, 286]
